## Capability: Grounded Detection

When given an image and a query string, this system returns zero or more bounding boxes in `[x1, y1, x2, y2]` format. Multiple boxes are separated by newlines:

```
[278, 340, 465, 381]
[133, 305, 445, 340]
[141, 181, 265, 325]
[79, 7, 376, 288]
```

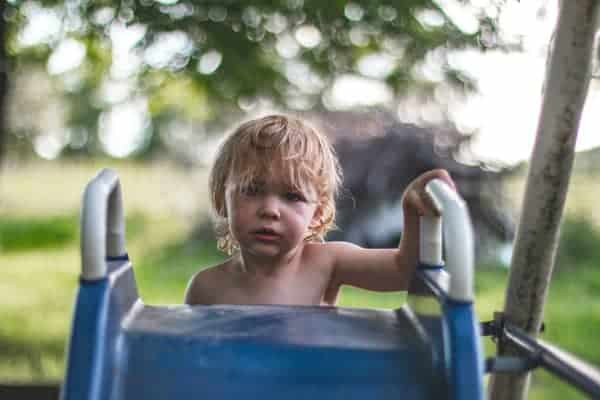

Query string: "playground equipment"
[62, 168, 483, 400]
[61, 169, 600, 400]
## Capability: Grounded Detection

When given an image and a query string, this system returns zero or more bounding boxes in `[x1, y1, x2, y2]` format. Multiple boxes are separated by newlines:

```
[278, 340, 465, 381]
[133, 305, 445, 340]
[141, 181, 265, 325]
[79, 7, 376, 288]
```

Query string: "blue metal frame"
[62, 259, 139, 400]
[415, 266, 485, 400]
[62, 278, 110, 400]
[443, 299, 485, 400]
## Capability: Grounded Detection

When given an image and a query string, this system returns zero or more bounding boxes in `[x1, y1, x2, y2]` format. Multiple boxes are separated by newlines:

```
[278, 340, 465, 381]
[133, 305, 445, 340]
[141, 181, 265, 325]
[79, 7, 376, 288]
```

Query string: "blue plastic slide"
[61, 169, 485, 400]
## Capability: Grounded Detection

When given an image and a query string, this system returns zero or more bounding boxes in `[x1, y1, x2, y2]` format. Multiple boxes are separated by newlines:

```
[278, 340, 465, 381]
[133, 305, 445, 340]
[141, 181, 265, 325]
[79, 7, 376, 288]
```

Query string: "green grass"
[0, 246, 79, 381]
[0, 160, 196, 382]
[136, 238, 226, 303]
[0, 212, 146, 381]
[1, 160, 599, 400]
[473, 255, 600, 399]
[0, 215, 77, 252]
[0, 213, 146, 253]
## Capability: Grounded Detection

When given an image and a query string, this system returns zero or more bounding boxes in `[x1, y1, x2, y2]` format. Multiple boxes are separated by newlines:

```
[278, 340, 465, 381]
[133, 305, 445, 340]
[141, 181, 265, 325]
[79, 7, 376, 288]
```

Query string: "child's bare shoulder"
[302, 241, 360, 267]
[305, 241, 361, 256]
[184, 260, 232, 305]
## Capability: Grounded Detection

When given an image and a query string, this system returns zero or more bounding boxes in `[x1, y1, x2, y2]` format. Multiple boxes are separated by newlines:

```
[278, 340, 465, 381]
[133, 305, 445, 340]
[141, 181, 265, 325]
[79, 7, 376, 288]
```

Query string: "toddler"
[185, 114, 454, 306]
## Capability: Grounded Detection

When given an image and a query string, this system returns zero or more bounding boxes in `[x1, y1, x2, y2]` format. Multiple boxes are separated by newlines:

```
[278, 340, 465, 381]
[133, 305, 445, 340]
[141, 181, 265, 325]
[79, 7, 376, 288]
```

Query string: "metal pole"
[502, 324, 600, 399]
[488, 1, 600, 399]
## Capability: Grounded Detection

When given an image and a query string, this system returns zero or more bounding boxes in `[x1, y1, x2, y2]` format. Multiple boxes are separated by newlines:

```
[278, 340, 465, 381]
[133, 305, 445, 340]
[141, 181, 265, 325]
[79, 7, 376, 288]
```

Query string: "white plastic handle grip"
[80, 168, 126, 280]
[420, 214, 443, 266]
[421, 179, 475, 302]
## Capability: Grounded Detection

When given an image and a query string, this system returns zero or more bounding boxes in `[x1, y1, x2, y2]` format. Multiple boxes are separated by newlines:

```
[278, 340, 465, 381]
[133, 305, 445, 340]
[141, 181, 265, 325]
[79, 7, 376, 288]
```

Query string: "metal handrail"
[80, 168, 126, 280]
[503, 323, 600, 399]
[419, 179, 475, 302]
[484, 320, 600, 399]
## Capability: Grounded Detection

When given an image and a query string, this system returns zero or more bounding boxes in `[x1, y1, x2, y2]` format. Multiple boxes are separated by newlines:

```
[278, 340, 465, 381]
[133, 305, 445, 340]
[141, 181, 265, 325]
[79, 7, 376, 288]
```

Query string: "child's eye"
[285, 192, 305, 202]
[241, 184, 260, 196]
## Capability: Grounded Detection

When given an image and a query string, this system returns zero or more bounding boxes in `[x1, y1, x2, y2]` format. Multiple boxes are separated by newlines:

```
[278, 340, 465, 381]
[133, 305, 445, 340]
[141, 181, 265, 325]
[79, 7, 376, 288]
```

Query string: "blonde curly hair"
[210, 114, 342, 254]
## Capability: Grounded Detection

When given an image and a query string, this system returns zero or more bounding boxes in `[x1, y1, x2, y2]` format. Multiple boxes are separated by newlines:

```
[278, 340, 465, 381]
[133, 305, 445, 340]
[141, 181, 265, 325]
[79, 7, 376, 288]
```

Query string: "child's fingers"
[421, 189, 441, 217]
[437, 169, 456, 191]
[405, 189, 439, 217]
[402, 169, 456, 217]
[420, 168, 455, 191]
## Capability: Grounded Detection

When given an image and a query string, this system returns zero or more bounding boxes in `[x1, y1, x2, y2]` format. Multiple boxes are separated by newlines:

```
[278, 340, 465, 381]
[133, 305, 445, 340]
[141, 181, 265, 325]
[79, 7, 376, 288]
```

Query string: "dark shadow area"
[0, 383, 60, 400]
[0, 332, 64, 380]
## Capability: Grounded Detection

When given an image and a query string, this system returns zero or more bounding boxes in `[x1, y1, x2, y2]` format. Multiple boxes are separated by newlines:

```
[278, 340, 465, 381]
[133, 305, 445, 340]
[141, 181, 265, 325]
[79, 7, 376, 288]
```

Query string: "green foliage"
[555, 215, 600, 270]
[4, 0, 509, 157]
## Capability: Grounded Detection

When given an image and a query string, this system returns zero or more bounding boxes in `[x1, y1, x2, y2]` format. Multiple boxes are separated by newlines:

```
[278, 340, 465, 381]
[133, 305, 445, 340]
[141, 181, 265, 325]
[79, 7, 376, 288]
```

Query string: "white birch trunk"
[488, 1, 600, 399]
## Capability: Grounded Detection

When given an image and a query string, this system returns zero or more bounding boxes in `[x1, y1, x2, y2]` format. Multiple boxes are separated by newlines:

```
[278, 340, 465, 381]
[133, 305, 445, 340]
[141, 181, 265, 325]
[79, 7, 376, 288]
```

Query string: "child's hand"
[401, 169, 456, 217]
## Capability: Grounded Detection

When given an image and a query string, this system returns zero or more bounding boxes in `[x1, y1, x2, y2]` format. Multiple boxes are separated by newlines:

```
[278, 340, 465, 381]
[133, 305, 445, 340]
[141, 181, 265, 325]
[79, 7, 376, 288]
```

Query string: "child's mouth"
[252, 228, 279, 240]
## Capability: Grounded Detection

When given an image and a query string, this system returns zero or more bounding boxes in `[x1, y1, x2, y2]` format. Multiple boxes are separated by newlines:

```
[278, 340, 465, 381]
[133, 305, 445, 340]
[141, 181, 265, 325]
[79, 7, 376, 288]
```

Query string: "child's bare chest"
[215, 266, 333, 306]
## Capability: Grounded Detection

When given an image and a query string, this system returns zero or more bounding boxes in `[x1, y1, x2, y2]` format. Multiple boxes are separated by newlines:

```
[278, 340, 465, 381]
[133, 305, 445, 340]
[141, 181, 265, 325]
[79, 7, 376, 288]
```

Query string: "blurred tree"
[0, 1, 8, 164]
[3, 0, 513, 160]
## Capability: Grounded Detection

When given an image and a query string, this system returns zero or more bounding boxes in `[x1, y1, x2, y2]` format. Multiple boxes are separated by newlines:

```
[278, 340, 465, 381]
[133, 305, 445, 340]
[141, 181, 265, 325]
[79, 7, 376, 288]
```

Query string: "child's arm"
[324, 169, 455, 292]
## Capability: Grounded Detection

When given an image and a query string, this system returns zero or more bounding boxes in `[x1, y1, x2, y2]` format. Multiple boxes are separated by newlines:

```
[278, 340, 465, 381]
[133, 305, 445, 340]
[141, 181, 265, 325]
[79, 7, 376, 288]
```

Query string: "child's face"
[225, 173, 320, 259]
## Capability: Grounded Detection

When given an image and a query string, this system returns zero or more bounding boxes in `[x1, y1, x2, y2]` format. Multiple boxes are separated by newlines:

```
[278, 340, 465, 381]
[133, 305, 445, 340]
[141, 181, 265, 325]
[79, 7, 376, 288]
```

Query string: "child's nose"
[258, 196, 281, 219]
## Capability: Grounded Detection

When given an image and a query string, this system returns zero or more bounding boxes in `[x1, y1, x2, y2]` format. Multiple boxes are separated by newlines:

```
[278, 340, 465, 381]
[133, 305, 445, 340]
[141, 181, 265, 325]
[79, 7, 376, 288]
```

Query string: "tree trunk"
[488, 1, 600, 400]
